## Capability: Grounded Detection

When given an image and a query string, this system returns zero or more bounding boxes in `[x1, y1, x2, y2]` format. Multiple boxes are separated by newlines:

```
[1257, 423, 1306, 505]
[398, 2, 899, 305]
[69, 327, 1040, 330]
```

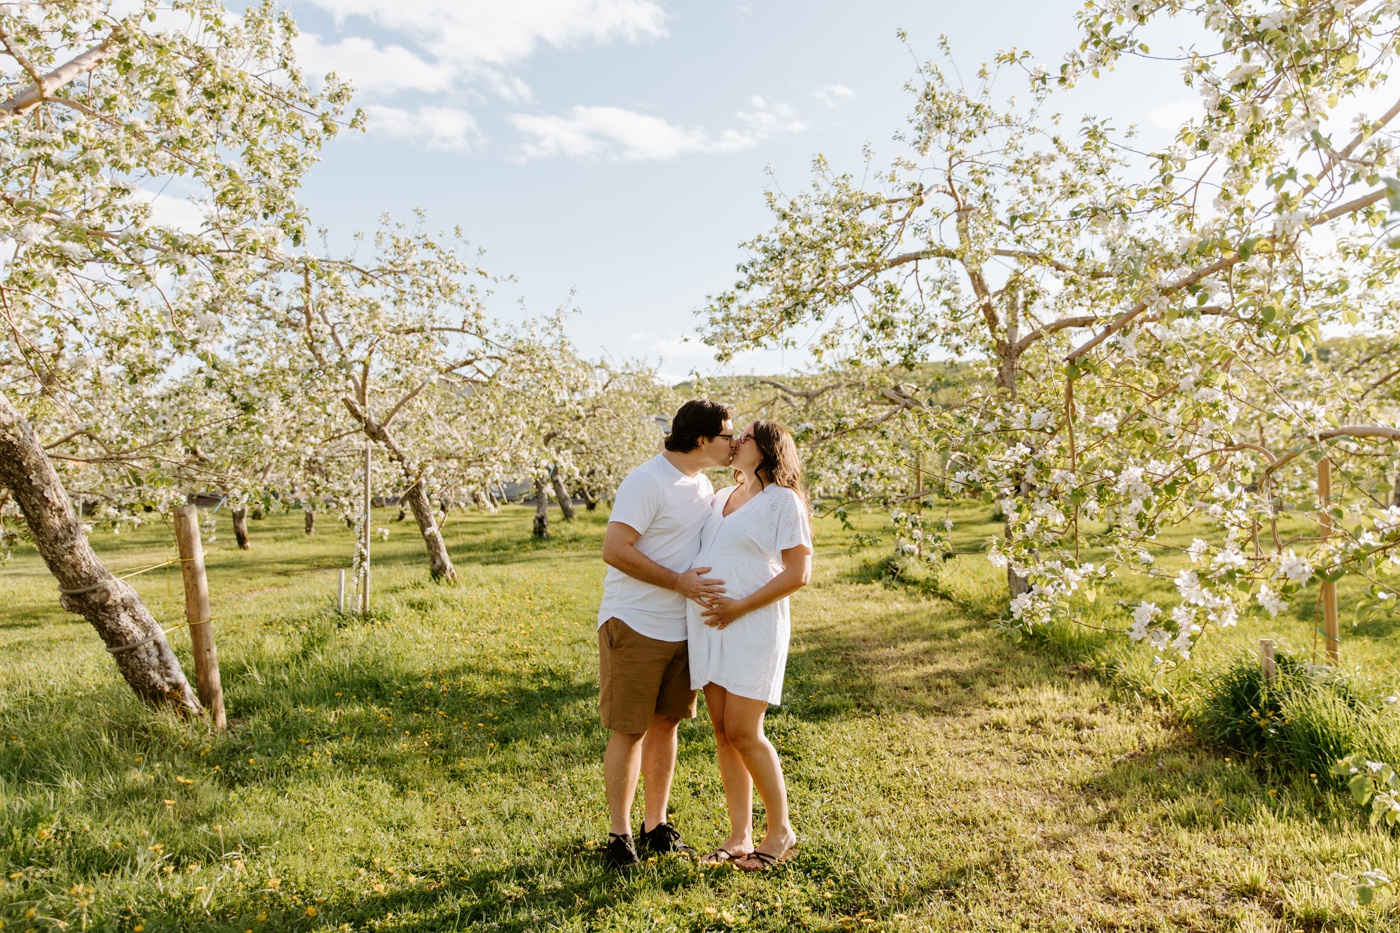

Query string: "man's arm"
[602, 522, 725, 603]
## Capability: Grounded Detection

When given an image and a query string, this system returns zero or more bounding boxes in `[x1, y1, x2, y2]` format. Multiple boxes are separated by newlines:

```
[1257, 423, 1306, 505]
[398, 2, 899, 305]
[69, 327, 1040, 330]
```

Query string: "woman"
[687, 420, 812, 871]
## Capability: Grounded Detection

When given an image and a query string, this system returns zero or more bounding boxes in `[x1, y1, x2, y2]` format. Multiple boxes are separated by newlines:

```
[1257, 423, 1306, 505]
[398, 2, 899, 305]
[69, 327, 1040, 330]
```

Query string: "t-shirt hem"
[596, 610, 687, 642]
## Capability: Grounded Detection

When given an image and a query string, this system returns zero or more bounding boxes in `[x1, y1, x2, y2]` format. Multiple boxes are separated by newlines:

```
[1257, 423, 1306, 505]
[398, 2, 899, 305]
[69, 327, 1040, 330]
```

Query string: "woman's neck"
[741, 471, 770, 495]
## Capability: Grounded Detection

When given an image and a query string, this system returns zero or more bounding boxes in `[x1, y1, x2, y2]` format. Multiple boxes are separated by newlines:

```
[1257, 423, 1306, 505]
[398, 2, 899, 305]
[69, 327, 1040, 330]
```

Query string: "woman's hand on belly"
[700, 596, 745, 629]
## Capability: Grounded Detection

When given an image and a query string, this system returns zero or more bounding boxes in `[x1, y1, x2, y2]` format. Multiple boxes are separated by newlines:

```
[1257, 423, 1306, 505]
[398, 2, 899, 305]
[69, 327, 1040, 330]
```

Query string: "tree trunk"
[472, 489, 498, 513]
[579, 486, 599, 511]
[343, 402, 457, 582]
[304, 509, 315, 536]
[401, 476, 455, 580]
[231, 507, 251, 550]
[0, 392, 200, 712]
[550, 467, 576, 520]
[533, 479, 549, 538]
[439, 498, 451, 519]
[395, 505, 407, 522]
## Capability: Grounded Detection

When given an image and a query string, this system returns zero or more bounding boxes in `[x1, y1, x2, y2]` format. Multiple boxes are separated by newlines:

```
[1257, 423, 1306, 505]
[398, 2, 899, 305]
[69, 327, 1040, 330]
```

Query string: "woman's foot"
[698, 834, 753, 866]
[735, 828, 797, 871]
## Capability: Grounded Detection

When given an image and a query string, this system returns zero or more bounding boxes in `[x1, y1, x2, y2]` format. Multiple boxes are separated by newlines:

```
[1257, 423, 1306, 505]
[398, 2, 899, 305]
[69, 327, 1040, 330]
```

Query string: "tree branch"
[0, 37, 112, 118]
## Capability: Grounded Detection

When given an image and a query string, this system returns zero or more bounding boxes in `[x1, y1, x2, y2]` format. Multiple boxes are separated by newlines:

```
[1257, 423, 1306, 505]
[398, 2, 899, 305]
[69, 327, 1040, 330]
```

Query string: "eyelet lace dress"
[686, 484, 812, 704]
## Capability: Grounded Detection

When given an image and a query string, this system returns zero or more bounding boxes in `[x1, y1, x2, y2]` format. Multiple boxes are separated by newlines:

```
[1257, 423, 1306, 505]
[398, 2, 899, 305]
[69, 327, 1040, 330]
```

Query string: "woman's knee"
[725, 724, 766, 756]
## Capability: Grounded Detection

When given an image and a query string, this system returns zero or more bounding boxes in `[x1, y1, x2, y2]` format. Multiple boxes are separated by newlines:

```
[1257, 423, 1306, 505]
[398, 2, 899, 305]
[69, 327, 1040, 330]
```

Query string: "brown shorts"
[597, 617, 698, 734]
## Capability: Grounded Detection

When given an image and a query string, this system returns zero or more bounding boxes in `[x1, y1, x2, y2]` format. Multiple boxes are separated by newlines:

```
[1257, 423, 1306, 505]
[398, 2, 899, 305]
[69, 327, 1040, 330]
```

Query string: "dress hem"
[692, 676, 781, 706]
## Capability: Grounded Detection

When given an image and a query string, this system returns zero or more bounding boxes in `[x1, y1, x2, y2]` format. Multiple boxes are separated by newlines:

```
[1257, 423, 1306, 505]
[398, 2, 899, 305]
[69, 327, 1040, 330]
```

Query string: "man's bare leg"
[604, 729, 645, 836]
[640, 713, 681, 831]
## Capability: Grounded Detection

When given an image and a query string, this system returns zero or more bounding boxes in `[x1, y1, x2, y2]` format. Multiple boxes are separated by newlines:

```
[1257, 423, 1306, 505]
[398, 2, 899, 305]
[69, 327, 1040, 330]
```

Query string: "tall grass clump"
[1189, 649, 1400, 786]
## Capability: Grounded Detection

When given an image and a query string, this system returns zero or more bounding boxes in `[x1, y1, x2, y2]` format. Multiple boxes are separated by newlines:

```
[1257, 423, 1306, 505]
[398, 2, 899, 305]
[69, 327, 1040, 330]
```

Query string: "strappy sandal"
[698, 847, 749, 866]
[735, 845, 796, 871]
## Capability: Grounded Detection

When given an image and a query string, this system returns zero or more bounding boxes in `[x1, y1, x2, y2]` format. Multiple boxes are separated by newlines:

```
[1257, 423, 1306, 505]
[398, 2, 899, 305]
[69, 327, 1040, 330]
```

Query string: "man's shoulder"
[620, 455, 665, 488]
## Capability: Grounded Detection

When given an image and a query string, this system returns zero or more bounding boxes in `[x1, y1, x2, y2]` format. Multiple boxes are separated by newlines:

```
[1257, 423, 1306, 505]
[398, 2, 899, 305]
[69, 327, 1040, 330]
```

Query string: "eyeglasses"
[732, 430, 749, 444]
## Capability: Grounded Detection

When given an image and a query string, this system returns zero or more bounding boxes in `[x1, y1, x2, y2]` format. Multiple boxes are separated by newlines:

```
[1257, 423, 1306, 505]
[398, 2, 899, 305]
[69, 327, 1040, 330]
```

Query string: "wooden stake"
[1318, 457, 1340, 665]
[337, 569, 346, 615]
[174, 504, 226, 730]
[913, 447, 923, 560]
[361, 439, 371, 617]
[1259, 638, 1276, 684]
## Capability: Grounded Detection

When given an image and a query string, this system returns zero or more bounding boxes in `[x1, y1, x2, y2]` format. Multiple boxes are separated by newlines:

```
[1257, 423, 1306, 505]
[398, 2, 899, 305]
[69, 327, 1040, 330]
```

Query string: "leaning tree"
[0, 0, 351, 710]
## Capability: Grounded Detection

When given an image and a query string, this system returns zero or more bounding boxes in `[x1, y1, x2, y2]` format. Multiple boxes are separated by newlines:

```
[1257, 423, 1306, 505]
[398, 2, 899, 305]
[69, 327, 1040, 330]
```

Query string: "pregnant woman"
[687, 420, 813, 871]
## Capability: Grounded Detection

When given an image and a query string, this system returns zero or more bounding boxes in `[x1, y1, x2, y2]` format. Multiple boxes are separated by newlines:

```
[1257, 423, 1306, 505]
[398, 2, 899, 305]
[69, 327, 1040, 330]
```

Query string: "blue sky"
[269, 1, 1199, 381]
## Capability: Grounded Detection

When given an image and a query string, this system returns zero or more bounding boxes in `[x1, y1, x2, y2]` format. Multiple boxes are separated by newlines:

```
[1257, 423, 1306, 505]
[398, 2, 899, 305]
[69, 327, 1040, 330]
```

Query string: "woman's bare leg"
[721, 692, 796, 862]
[703, 683, 754, 858]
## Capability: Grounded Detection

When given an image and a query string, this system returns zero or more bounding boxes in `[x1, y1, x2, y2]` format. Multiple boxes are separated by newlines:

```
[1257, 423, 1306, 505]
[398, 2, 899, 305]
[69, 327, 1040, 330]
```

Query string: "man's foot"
[638, 821, 696, 858]
[604, 833, 640, 872]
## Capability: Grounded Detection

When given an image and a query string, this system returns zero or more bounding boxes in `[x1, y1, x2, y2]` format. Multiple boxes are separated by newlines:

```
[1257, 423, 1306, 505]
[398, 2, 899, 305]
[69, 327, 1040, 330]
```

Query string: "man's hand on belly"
[676, 566, 725, 604]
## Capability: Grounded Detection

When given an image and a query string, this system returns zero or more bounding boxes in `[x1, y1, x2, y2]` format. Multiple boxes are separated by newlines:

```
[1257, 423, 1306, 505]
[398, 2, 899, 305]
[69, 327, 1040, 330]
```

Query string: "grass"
[2, 503, 1399, 931]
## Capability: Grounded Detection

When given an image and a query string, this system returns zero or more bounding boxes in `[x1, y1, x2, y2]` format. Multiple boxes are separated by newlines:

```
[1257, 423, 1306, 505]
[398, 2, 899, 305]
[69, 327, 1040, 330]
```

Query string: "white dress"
[687, 484, 813, 705]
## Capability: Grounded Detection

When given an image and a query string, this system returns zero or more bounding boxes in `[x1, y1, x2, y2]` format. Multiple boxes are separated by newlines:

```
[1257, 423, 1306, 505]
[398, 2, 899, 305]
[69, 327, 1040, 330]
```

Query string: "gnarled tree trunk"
[0, 392, 200, 712]
[304, 508, 315, 536]
[343, 400, 456, 582]
[550, 466, 576, 520]
[533, 478, 549, 538]
[579, 486, 599, 511]
[231, 507, 251, 550]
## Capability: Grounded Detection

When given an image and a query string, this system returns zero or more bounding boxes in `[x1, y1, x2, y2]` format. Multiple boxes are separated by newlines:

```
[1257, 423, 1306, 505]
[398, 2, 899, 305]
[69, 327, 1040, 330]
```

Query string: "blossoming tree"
[0, 0, 350, 710]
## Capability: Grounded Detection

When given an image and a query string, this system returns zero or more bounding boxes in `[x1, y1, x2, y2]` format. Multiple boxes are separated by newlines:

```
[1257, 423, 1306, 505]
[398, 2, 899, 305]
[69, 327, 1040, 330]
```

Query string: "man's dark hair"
[664, 399, 733, 453]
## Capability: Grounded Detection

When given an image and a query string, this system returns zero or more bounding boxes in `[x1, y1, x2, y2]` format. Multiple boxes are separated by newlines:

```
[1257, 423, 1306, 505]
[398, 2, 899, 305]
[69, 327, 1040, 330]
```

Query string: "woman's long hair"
[735, 420, 811, 518]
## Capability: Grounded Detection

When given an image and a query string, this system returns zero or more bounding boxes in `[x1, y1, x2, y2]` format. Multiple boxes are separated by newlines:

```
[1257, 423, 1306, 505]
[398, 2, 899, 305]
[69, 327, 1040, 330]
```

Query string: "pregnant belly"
[704, 557, 780, 602]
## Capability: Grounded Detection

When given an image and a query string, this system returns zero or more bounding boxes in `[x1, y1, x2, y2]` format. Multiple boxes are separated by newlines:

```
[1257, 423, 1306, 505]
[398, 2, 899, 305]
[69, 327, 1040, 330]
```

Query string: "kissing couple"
[595, 399, 813, 872]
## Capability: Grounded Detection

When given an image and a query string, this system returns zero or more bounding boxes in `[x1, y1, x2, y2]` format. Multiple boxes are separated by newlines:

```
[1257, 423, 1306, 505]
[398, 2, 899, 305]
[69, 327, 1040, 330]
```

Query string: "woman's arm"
[700, 544, 812, 629]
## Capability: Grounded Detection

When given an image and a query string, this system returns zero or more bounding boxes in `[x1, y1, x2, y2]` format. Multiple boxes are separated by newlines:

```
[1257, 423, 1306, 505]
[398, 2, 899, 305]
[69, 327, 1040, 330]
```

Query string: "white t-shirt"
[598, 454, 714, 641]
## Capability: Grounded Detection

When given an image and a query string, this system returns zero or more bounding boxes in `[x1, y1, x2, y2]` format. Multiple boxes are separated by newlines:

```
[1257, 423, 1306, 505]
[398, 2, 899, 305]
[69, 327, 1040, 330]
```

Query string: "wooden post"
[1318, 457, 1340, 665]
[1259, 638, 1276, 684]
[337, 569, 346, 615]
[913, 448, 923, 560]
[174, 504, 226, 730]
[361, 439, 371, 617]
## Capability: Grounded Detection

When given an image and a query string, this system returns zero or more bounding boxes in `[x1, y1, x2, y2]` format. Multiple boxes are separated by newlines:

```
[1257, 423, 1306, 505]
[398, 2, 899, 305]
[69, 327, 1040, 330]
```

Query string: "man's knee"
[609, 729, 646, 746]
[650, 714, 682, 733]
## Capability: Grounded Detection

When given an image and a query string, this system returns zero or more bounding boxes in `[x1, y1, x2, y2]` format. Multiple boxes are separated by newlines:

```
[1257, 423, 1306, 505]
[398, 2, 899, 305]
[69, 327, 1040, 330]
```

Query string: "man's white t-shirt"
[598, 454, 714, 642]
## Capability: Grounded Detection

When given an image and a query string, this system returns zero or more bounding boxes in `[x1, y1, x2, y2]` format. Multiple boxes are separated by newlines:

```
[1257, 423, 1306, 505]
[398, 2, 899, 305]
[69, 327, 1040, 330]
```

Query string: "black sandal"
[736, 845, 796, 871]
[699, 847, 749, 866]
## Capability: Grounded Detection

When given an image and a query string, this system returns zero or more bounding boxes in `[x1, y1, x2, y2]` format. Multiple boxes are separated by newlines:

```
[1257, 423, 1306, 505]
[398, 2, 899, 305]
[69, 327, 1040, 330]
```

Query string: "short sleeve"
[609, 469, 661, 536]
[770, 488, 813, 555]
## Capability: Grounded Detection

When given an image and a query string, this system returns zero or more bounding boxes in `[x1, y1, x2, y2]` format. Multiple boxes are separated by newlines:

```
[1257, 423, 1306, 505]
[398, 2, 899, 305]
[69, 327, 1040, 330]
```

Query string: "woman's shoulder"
[763, 483, 801, 503]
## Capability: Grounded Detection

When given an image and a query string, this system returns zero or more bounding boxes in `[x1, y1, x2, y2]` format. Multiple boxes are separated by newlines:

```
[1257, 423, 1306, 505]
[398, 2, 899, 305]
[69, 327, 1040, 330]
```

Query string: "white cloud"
[813, 84, 854, 108]
[1147, 99, 1198, 130]
[298, 0, 666, 95]
[133, 188, 207, 234]
[294, 33, 456, 97]
[511, 98, 807, 161]
[365, 105, 481, 151]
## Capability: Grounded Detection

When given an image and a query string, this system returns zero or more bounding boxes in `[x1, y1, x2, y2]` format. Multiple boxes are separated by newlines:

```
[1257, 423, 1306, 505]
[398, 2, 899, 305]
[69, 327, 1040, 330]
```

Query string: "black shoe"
[638, 821, 696, 858]
[604, 833, 639, 872]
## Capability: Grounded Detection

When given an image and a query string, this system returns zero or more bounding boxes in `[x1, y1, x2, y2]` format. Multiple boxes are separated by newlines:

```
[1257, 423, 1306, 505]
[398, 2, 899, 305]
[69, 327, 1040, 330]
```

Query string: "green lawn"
[2, 504, 1398, 931]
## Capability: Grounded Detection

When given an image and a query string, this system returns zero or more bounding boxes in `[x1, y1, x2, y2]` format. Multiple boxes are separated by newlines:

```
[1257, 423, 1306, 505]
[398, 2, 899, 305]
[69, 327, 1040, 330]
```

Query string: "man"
[596, 398, 735, 871]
